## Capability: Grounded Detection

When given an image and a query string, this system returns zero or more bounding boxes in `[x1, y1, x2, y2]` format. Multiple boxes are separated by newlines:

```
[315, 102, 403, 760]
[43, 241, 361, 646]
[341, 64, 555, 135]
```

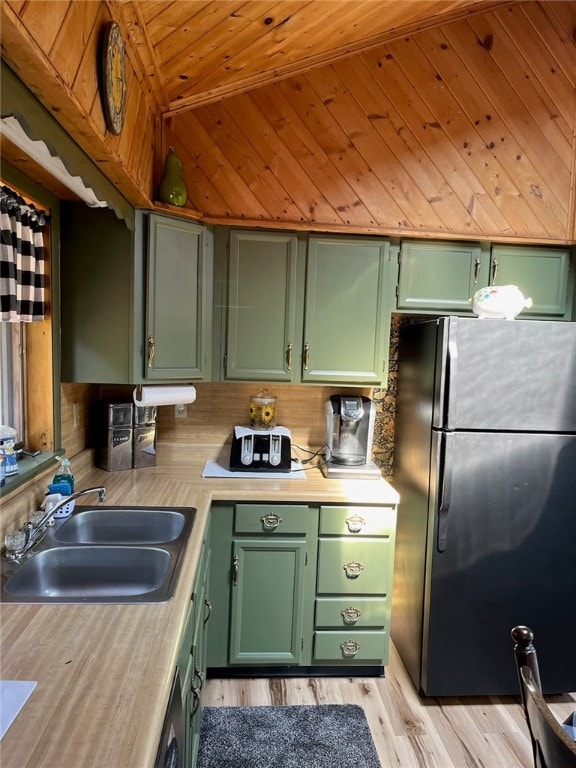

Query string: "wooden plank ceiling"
[118, 0, 497, 112]
[151, 1, 576, 242]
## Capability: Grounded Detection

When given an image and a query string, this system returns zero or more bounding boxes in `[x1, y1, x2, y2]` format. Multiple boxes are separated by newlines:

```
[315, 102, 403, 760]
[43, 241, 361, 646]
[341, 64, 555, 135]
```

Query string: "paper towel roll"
[133, 385, 197, 407]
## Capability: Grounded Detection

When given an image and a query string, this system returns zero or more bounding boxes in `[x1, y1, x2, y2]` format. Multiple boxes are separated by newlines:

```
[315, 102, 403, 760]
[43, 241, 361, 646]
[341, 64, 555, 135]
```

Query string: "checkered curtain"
[0, 185, 47, 322]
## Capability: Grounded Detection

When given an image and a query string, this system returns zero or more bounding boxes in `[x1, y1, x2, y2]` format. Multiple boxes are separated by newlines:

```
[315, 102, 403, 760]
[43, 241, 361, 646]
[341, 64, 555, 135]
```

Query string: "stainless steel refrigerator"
[392, 316, 576, 696]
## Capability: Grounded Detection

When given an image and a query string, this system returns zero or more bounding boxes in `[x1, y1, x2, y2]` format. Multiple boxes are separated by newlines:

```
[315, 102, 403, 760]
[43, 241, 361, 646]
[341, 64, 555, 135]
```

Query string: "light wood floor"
[204, 643, 576, 768]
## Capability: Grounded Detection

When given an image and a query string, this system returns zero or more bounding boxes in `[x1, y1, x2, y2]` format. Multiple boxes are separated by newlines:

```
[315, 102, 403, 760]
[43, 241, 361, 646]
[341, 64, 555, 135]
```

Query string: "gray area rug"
[196, 704, 381, 768]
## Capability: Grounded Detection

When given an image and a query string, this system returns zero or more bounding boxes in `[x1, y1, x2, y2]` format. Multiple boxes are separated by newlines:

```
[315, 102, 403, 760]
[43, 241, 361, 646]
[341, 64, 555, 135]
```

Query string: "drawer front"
[317, 538, 391, 594]
[319, 505, 395, 536]
[314, 631, 388, 662]
[234, 504, 308, 535]
[315, 597, 387, 629]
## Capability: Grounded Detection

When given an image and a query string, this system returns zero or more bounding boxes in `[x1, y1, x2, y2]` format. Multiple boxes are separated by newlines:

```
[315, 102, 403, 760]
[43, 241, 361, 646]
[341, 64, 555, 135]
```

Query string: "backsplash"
[99, 316, 403, 480]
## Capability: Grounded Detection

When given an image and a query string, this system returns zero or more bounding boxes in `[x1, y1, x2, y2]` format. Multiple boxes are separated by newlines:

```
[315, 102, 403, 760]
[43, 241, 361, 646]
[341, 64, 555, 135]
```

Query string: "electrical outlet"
[175, 403, 187, 419]
[73, 401, 80, 429]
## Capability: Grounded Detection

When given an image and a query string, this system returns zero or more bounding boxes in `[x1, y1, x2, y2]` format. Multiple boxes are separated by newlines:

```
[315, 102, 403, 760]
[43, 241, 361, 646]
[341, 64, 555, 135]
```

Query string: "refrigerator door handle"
[445, 333, 458, 431]
[437, 433, 453, 552]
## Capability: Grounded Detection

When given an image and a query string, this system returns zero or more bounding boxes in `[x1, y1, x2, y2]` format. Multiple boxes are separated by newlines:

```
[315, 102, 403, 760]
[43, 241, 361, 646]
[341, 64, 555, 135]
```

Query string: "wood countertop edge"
[0, 457, 398, 768]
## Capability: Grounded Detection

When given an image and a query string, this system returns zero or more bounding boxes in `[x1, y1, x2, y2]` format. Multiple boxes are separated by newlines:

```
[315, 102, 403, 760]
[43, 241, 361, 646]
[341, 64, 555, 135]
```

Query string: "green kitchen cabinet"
[225, 230, 299, 381]
[145, 215, 213, 380]
[179, 537, 211, 768]
[489, 245, 572, 318]
[229, 504, 311, 665]
[397, 239, 573, 319]
[207, 502, 397, 672]
[222, 231, 395, 385]
[313, 505, 396, 666]
[60, 205, 213, 383]
[396, 239, 486, 313]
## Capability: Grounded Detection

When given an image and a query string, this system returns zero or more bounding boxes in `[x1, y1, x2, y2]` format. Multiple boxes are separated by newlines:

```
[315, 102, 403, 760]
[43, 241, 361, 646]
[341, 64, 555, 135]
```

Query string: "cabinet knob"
[340, 639, 361, 658]
[345, 515, 366, 533]
[343, 561, 364, 579]
[147, 335, 155, 368]
[341, 606, 363, 625]
[260, 512, 283, 531]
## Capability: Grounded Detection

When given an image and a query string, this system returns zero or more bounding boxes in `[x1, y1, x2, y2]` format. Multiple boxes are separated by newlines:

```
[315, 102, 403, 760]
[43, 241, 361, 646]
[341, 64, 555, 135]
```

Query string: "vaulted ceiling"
[116, 0, 498, 113]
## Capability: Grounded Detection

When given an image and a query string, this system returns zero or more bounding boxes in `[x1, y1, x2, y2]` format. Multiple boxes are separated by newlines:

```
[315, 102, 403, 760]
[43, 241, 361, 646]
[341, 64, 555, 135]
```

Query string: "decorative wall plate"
[101, 21, 126, 135]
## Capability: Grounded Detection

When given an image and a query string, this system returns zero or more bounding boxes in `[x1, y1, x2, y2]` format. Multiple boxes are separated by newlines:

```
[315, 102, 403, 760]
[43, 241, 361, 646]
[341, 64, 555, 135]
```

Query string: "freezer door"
[434, 317, 576, 432]
[422, 430, 576, 696]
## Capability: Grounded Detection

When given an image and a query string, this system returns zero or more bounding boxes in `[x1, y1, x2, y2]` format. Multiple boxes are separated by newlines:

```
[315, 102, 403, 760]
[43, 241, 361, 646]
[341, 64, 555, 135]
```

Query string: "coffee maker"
[322, 395, 381, 478]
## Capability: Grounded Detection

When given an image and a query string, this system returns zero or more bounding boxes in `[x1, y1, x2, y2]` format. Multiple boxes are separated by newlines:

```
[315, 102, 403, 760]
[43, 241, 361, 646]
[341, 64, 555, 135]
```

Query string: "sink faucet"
[5, 486, 106, 561]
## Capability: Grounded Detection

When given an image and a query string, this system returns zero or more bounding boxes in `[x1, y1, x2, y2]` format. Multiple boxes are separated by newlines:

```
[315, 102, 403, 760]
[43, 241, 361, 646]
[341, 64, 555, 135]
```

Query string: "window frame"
[0, 160, 61, 496]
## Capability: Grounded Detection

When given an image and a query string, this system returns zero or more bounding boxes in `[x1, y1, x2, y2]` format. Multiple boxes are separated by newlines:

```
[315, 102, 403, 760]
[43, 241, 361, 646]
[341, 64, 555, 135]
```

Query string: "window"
[0, 173, 57, 492]
[0, 321, 25, 440]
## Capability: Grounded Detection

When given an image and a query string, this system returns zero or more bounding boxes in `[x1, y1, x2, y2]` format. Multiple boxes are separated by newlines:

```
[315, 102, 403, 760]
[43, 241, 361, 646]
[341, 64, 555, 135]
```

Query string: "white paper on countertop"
[233, 425, 292, 439]
[0, 680, 37, 740]
[202, 459, 305, 479]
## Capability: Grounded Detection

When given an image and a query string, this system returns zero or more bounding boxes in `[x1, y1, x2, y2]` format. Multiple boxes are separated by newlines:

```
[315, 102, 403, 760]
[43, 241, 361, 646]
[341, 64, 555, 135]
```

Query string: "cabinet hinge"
[301, 637, 304, 651]
[398, 249, 402, 263]
[223, 354, 227, 371]
[305, 552, 308, 566]
[395, 283, 400, 297]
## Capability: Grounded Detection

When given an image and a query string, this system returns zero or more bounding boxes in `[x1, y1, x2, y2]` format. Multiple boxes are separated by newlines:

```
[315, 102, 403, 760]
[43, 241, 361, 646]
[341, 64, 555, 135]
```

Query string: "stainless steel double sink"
[1, 506, 196, 604]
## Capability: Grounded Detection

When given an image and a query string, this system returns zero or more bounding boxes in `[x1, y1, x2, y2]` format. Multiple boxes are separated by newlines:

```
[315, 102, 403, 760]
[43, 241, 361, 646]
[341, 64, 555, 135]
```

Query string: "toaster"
[229, 427, 292, 472]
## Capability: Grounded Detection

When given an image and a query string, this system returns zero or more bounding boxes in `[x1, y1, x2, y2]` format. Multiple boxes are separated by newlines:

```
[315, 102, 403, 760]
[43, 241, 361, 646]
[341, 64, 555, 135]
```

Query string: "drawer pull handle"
[194, 662, 205, 690]
[147, 335, 155, 367]
[343, 561, 364, 579]
[232, 554, 239, 586]
[190, 684, 200, 719]
[341, 606, 363, 625]
[345, 514, 366, 533]
[261, 513, 283, 531]
[203, 597, 212, 625]
[340, 639, 361, 658]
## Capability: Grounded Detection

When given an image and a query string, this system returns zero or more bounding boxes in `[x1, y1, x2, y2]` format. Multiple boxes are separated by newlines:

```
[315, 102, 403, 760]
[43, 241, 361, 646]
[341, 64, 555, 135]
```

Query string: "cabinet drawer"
[314, 631, 388, 662]
[319, 506, 395, 536]
[317, 538, 391, 594]
[315, 597, 387, 629]
[234, 504, 308, 534]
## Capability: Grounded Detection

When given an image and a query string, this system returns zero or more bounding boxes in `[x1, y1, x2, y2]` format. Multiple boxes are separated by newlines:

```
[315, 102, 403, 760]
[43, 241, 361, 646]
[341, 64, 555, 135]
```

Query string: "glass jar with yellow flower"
[249, 390, 277, 430]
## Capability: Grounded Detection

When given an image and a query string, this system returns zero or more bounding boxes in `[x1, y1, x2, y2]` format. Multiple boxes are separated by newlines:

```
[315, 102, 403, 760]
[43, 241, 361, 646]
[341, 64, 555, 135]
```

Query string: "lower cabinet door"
[313, 630, 389, 663]
[229, 538, 306, 664]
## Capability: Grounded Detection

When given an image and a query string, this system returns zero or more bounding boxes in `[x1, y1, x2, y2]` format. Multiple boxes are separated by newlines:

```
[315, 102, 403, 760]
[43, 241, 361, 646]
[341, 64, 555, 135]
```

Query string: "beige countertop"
[0, 445, 399, 768]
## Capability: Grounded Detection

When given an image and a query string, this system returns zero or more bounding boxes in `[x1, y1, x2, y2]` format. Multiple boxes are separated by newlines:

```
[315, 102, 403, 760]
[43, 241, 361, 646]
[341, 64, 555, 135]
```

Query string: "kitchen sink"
[53, 506, 191, 544]
[1, 506, 196, 604]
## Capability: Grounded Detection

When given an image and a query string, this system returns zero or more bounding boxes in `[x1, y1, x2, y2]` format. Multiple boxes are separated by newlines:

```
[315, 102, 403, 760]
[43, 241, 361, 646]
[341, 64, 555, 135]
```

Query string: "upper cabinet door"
[225, 231, 298, 381]
[490, 245, 571, 318]
[397, 240, 486, 313]
[145, 215, 213, 380]
[303, 236, 392, 385]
